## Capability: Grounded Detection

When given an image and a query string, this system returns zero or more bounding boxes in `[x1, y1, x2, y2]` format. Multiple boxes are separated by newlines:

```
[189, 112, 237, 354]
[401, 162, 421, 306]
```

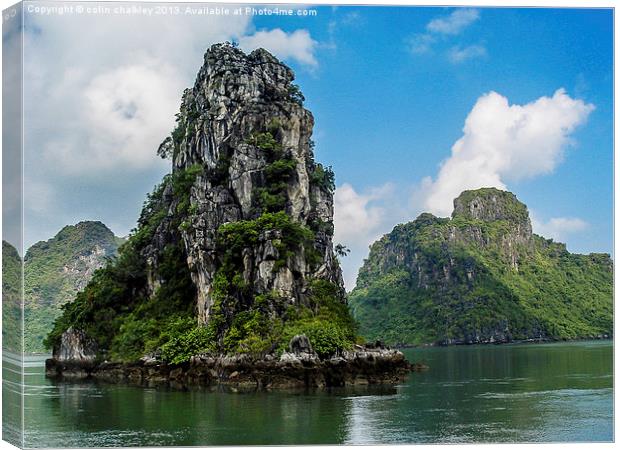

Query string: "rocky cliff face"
[47, 44, 353, 364]
[451, 189, 532, 271]
[145, 43, 343, 325]
[350, 188, 613, 346]
[24, 222, 124, 353]
[54, 327, 98, 363]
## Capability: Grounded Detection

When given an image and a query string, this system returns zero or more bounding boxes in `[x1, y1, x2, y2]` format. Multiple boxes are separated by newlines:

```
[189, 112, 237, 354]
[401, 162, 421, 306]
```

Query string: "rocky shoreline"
[46, 343, 423, 390]
[395, 334, 613, 349]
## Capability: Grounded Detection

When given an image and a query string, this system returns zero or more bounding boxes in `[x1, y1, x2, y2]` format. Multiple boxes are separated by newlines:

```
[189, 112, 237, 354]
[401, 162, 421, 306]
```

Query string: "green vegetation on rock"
[23, 222, 124, 353]
[248, 128, 299, 214]
[44, 172, 198, 361]
[349, 188, 613, 346]
[3, 241, 22, 353]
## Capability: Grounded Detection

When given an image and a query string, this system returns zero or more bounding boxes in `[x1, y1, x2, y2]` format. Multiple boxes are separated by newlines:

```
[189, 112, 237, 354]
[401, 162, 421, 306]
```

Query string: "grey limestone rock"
[143, 43, 345, 326]
[53, 327, 97, 363]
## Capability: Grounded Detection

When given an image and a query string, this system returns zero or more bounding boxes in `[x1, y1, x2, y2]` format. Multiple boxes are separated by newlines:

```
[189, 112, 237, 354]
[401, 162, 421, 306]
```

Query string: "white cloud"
[407, 8, 483, 60]
[448, 44, 487, 63]
[239, 29, 318, 68]
[334, 183, 409, 289]
[427, 8, 480, 35]
[24, 12, 252, 179]
[421, 89, 594, 217]
[334, 183, 391, 245]
[45, 60, 183, 173]
[407, 33, 437, 54]
[531, 215, 589, 242]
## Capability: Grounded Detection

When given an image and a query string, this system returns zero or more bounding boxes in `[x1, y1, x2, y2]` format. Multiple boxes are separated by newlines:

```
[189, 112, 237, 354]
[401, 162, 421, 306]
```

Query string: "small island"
[45, 43, 415, 388]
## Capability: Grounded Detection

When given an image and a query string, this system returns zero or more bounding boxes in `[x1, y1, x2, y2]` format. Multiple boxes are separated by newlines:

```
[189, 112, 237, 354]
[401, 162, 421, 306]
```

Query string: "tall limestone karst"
[47, 43, 355, 363]
[24, 222, 124, 353]
[349, 188, 613, 346]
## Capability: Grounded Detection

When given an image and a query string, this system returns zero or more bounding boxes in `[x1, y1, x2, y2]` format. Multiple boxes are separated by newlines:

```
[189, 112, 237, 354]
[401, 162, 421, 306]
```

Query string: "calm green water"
[2, 340, 613, 447]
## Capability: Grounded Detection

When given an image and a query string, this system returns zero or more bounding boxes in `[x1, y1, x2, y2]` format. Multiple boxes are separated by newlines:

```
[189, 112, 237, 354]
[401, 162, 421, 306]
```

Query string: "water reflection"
[3, 341, 612, 447]
[2, 359, 23, 446]
[342, 341, 613, 444]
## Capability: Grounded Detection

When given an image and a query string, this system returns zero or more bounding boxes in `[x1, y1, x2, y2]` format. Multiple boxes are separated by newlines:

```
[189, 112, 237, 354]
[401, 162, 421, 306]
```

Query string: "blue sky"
[283, 6, 613, 286]
[12, 4, 613, 289]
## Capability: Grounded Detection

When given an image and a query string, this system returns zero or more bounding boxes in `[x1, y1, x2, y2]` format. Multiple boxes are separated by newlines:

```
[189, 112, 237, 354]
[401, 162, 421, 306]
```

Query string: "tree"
[335, 244, 350, 258]
[157, 137, 174, 159]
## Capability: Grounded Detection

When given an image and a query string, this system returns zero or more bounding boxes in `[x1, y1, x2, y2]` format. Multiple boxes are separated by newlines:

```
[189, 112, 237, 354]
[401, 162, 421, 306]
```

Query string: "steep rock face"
[146, 44, 343, 325]
[452, 188, 531, 232]
[47, 44, 353, 365]
[350, 188, 613, 346]
[53, 327, 98, 363]
[24, 222, 124, 353]
[451, 188, 532, 270]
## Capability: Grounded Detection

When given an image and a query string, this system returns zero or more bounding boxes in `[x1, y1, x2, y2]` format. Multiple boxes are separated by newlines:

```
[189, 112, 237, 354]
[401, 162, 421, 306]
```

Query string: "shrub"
[223, 310, 281, 355]
[160, 325, 217, 364]
[171, 123, 185, 146]
[171, 164, 202, 216]
[310, 164, 336, 193]
[288, 84, 305, 106]
[279, 318, 352, 358]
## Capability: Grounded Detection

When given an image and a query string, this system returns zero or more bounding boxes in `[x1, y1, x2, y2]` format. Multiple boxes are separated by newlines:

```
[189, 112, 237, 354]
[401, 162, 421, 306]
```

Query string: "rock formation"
[350, 188, 613, 346]
[54, 327, 98, 363]
[145, 43, 344, 325]
[24, 221, 124, 353]
[45, 44, 414, 387]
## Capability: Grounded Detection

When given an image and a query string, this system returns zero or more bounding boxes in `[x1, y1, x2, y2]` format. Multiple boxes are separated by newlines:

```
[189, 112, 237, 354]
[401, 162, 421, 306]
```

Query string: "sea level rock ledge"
[46, 332, 420, 389]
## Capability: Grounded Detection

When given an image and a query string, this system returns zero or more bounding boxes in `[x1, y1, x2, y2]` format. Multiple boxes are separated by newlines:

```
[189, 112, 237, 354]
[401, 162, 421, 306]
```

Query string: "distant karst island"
[3, 222, 124, 354]
[349, 188, 613, 347]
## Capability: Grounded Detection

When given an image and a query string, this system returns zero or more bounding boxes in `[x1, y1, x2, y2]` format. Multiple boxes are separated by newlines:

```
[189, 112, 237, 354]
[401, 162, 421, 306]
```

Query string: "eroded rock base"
[46, 347, 423, 390]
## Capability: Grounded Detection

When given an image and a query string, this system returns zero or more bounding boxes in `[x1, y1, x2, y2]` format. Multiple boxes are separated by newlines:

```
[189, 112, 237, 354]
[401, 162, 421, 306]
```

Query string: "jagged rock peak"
[168, 42, 307, 173]
[201, 43, 294, 89]
[45, 45, 360, 368]
[153, 42, 345, 326]
[452, 188, 532, 230]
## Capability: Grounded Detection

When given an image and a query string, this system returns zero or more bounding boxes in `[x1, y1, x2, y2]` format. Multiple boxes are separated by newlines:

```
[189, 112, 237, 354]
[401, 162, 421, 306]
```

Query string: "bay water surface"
[2, 340, 612, 447]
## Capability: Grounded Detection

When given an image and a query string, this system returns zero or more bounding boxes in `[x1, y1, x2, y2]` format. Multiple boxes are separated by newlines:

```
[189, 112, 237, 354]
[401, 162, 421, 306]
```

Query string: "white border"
[0, 1, 615, 450]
